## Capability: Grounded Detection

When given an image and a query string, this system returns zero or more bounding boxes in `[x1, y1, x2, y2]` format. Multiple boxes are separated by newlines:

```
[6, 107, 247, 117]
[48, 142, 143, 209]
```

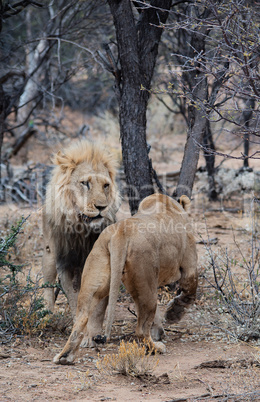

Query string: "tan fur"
[53, 193, 198, 365]
[42, 140, 120, 329]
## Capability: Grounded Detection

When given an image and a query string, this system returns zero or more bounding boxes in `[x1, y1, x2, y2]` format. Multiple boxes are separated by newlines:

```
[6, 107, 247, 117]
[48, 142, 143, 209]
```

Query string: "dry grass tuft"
[96, 340, 159, 377]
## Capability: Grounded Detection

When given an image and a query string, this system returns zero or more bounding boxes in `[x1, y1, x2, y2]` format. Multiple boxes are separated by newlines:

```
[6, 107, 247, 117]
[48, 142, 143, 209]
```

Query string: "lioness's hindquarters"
[53, 193, 198, 365]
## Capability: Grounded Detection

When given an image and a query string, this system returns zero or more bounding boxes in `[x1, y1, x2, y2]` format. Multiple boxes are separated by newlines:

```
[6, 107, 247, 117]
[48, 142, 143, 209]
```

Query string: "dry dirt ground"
[1, 112, 260, 401]
[0, 322, 259, 402]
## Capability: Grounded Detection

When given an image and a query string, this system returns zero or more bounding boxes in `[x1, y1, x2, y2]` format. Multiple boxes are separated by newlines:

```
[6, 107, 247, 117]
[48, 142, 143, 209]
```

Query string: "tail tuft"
[165, 293, 196, 323]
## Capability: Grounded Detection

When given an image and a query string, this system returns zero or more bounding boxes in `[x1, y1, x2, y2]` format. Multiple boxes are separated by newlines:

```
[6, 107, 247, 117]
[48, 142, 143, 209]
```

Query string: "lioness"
[42, 140, 120, 344]
[54, 193, 198, 364]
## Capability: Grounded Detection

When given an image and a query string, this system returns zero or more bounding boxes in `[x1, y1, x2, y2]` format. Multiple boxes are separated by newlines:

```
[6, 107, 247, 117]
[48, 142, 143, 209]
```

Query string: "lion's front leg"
[53, 312, 87, 365]
[57, 268, 79, 318]
[42, 243, 57, 313]
[54, 253, 111, 365]
[81, 296, 108, 347]
[54, 291, 108, 364]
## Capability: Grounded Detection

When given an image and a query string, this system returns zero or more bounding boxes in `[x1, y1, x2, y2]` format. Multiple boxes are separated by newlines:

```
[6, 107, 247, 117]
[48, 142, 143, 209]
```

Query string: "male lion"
[54, 193, 198, 365]
[42, 140, 120, 340]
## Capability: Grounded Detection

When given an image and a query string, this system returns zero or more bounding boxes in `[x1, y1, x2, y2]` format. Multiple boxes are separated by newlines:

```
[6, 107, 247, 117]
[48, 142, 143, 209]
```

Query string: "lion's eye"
[104, 183, 110, 189]
[81, 181, 90, 189]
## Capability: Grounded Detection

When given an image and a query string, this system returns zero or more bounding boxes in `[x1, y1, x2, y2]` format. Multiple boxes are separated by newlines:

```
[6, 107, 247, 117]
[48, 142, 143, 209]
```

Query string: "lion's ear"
[178, 195, 191, 212]
[53, 151, 76, 171]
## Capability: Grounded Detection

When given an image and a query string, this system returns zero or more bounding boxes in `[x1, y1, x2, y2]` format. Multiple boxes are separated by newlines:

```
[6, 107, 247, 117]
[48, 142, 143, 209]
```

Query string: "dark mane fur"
[52, 224, 105, 291]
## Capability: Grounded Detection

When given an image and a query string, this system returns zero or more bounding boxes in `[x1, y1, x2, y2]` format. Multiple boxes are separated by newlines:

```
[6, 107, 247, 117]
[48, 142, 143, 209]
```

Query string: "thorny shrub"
[204, 198, 260, 341]
[0, 217, 50, 340]
[96, 340, 159, 377]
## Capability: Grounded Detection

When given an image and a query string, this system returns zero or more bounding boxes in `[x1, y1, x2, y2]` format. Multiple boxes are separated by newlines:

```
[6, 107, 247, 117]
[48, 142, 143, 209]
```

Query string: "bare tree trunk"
[0, 113, 4, 201]
[203, 120, 217, 200]
[0, 82, 10, 201]
[176, 75, 208, 198]
[176, 10, 210, 199]
[17, 10, 48, 131]
[108, 0, 171, 214]
[242, 97, 255, 168]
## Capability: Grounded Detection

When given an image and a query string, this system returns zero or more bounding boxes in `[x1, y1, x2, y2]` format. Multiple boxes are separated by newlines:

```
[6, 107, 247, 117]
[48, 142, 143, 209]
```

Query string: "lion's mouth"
[80, 213, 103, 224]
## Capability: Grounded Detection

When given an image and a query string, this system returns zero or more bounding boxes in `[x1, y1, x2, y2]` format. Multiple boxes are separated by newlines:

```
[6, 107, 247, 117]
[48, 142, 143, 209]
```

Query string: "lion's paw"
[53, 351, 75, 365]
[153, 341, 166, 354]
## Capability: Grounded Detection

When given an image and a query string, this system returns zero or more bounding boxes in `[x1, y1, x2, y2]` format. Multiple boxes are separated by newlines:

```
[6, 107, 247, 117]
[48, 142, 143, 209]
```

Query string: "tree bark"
[203, 120, 217, 200]
[176, 11, 210, 199]
[176, 74, 208, 198]
[17, 10, 48, 132]
[242, 97, 255, 168]
[0, 82, 10, 201]
[0, 112, 4, 201]
[108, 0, 172, 214]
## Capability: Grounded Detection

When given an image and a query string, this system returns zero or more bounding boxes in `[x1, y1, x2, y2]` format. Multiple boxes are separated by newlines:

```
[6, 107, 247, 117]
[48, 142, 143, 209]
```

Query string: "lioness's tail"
[105, 228, 128, 339]
[178, 195, 191, 211]
[165, 232, 198, 324]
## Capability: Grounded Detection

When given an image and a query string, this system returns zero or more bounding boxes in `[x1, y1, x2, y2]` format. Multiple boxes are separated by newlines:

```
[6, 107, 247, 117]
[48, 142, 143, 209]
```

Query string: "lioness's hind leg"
[165, 246, 198, 323]
[131, 288, 166, 352]
[151, 305, 165, 341]
[136, 303, 166, 354]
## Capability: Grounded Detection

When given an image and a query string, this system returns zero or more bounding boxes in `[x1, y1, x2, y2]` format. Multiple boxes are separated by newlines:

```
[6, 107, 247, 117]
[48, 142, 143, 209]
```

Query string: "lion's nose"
[95, 205, 106, 212]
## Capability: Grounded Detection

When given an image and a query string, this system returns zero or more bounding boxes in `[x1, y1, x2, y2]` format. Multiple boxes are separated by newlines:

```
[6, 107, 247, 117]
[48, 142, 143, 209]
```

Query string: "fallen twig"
[195, 358, 260, 369]
[166, 390, 260, 401]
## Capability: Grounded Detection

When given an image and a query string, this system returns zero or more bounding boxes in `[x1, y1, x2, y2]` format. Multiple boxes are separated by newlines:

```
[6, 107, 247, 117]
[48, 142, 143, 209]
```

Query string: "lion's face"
[45, 141, 120, 231]
[70, 161, 117, 229]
